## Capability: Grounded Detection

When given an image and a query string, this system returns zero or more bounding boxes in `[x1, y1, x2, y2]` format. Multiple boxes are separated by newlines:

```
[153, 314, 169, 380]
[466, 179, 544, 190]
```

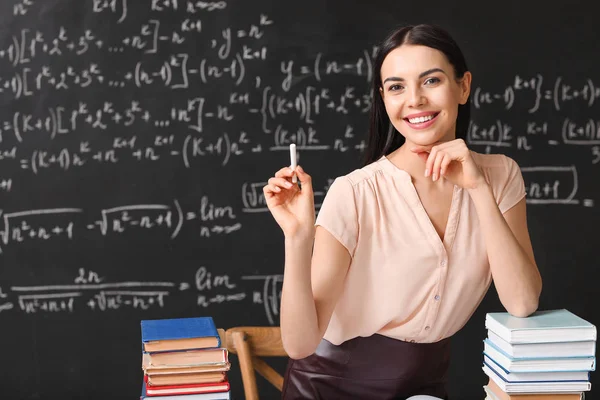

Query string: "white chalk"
[289, 143, 297, 183]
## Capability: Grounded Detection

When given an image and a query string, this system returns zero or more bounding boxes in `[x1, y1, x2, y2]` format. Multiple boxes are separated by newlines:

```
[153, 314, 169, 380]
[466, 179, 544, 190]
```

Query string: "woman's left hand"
[410, 139, 487, 190]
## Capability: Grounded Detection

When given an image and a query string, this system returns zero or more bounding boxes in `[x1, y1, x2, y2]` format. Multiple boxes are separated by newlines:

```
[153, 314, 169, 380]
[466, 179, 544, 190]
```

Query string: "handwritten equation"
[0, 176, 335, 253]
[0, 266, 283, 325]
[0, 197, 239, 253]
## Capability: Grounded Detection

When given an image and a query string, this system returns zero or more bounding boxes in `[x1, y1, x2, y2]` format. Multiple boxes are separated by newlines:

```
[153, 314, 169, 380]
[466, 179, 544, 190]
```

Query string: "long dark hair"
[362, 24, 471, 166]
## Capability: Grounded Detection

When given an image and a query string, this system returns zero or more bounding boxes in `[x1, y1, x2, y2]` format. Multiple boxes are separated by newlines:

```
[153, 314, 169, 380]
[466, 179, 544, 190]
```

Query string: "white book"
[483, 364, 591, 393]
[487, 330, 596, 358]
[484, 355, 589, 382]
[485, 309, 597, 344]
[483, 340, 596, 372]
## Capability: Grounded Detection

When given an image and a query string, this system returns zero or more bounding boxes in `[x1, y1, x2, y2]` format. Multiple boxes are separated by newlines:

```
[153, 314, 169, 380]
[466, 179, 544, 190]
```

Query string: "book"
[483, 364, 591, 393]
[143, 348, 229, 367]
[141, 317, 221, 352]
[485, 309, 597, 344]
[484, 381, 583, 400]
[144, 375, 230, 397]
[147, 372, 226, 386]
[143, 362, 230, 375]
[484, 340, 596, 372]
[487, 330, 596, 358]
[484, 355, 589, 382]
[141, 381, 231, 399]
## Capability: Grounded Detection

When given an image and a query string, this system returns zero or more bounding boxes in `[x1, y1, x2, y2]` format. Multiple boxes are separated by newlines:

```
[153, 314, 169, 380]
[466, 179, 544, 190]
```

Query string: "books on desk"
[482, 309, 597, 398]
[140, 316, 231, 399]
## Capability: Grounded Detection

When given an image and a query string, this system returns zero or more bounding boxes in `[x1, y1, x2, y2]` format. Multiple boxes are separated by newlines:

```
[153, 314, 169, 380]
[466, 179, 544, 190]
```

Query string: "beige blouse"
[316, 152, 526, 345]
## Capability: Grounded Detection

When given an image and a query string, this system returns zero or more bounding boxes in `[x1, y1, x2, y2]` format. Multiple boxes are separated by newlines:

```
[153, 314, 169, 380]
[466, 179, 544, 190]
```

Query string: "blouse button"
[434, 295, 440, 301]
[410, 340, 416, 343]
[440, 260, 446, 267]
[425, 326, 430, 330]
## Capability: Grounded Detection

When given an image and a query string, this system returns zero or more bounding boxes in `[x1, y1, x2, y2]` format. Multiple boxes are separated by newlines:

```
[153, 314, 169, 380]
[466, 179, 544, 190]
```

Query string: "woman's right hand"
[263, 165, 315, 238]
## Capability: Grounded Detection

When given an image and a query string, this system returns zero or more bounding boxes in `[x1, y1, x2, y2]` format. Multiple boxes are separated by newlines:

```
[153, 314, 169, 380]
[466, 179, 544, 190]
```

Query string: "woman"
[263, 24, 542, 399]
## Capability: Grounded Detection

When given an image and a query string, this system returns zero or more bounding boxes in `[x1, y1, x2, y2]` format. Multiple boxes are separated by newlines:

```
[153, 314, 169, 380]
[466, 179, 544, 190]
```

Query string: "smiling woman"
[263, 23, 542, 399]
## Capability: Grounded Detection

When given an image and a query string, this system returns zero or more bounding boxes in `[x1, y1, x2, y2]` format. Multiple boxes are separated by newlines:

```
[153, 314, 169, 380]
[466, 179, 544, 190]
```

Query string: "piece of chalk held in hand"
[289, 143, 297, 183]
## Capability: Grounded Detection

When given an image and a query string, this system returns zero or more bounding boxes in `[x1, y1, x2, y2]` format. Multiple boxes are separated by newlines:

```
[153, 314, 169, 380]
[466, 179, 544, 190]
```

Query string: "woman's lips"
[404, 112, 440, 130]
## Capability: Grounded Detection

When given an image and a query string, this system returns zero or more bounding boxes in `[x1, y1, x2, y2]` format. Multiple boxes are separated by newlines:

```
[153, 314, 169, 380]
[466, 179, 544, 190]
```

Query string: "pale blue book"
[483, 354, 590, 381]
[485, 309, 597, 344]
[483, 340, 596, 372]
[482, 363, 591, 393]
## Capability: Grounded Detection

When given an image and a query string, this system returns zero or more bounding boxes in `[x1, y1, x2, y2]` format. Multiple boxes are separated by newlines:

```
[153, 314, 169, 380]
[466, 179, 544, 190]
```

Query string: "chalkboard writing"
[1, 1, 599, 399]
[0, 266, 282, 322]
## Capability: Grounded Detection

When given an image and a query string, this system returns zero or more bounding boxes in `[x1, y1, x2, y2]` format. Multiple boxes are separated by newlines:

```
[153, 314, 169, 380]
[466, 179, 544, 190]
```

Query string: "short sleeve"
[498, 155, 526, 214]
[315, 176, 359, 256]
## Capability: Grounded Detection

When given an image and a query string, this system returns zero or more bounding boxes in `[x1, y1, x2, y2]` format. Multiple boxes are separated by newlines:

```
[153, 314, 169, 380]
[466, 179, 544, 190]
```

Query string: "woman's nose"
[407, 88, 426, 107]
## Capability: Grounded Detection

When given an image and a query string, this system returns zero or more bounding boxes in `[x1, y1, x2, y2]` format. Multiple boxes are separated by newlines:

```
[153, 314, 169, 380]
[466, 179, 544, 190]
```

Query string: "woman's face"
[379, 44, 471, 146]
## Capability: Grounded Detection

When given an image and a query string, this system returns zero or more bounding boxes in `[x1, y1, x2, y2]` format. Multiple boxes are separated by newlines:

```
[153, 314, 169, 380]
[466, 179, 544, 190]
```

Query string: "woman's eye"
[424, 77, 440, 85]
[389, 84, 403, 91]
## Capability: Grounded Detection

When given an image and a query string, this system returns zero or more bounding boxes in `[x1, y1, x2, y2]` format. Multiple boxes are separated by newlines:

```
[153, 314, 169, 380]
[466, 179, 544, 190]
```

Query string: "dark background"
[0, 0, 598, 399]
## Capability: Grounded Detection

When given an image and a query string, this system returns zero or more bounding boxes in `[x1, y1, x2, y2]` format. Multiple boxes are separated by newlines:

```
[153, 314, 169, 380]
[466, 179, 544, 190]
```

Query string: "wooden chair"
[225, 326, 288, 400]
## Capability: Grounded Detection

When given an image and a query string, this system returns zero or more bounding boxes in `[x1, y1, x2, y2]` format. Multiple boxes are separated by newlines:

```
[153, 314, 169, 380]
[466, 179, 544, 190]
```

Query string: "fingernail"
[424, 168, 430, 177]
[432, 173, 438, 181]
[284, 182, 292, 188]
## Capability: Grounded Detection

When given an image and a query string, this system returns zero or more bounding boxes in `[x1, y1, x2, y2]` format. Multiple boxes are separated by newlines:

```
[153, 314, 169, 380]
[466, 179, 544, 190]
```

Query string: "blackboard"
[1, 0, 598, 399]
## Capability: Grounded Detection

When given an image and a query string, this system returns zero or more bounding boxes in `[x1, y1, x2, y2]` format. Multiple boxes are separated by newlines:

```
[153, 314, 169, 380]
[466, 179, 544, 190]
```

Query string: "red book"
[144, 375, 230, 397]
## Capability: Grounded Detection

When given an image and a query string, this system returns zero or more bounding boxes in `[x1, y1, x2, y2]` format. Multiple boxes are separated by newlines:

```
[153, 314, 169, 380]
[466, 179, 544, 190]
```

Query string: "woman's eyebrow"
[382, 68, 446, 84]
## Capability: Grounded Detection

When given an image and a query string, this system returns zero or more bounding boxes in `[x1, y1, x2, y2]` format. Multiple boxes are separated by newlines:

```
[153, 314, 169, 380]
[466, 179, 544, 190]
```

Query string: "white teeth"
[408, 114, 435, 124]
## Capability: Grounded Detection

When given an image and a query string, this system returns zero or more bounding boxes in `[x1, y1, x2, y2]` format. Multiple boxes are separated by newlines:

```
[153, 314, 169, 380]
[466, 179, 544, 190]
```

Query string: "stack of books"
[140, 316, 231, 400]
[482, 309, 597, 399]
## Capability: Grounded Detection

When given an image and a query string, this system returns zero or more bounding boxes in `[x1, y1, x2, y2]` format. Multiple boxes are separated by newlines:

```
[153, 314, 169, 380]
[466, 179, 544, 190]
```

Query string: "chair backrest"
[225, 326, 288, 400]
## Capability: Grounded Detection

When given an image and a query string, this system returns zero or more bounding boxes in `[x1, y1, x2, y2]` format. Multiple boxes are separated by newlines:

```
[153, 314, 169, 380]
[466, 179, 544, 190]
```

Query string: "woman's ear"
[458, 71, 472, 105]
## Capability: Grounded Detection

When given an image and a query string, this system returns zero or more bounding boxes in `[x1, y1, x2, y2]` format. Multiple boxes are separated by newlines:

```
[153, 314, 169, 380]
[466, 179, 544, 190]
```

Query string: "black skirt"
[281, 334, 450, 400]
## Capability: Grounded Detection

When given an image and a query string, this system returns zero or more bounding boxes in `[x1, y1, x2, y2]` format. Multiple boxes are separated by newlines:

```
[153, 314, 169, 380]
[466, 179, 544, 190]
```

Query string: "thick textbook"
[484, 355, 589, 382]
[483, 340, 596, 372]
[485, 309, 597, 344]
[483, 364, 591, 393]
[487, 330, 596, 358]
[141, 317, 221, 352]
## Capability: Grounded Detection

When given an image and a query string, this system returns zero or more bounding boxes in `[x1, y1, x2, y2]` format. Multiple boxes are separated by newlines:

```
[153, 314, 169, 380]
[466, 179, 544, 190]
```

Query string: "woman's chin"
[409, 130, 452, 146]
[409, 135, 443, 146]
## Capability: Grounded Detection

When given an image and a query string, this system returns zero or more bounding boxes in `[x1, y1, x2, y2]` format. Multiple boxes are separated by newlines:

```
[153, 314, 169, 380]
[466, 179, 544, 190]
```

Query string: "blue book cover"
[141, 316, 220, 349]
